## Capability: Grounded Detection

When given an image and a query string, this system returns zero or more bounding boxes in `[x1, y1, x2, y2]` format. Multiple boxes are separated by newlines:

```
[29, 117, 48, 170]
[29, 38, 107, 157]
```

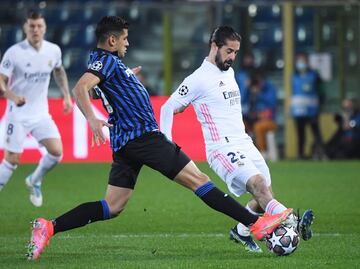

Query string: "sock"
[246, 204, 261, 216]
[31, 153, 62, 185]
[52, 200, 111, 234]
[195, 181, 258, 226]
[0, 160, 17, 191]
[265, 199, 287, 215]
[236, 222, 250, 236]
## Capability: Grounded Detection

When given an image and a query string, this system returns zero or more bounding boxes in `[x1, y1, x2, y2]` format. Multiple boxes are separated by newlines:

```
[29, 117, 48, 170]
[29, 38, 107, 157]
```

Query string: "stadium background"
[1, 1, 360, 268]
[0, 0, 359, 161]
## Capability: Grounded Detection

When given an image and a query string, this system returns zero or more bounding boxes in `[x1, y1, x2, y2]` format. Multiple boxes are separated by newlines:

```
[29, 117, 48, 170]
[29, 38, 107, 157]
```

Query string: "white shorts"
[207, 142, 271, 197]
[3, 117, 61, 153]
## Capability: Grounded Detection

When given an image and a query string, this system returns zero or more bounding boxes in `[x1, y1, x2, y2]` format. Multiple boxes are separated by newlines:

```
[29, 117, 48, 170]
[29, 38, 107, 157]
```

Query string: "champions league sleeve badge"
[90, 61, 103, 71]
[178, 85, 189, 96]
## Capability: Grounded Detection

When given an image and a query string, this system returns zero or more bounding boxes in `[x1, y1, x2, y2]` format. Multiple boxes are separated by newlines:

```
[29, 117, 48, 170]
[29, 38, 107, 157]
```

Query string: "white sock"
[30, 153, 62, 185]
[0, 160, 17, 191]
[265, 199, 287, 215]
[246, 204, 261, 216]
[236, 222, 250, 236]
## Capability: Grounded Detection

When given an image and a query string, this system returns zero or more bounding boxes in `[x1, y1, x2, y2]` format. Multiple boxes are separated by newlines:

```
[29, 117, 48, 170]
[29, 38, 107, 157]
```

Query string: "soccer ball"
[265, 225, 300, 256]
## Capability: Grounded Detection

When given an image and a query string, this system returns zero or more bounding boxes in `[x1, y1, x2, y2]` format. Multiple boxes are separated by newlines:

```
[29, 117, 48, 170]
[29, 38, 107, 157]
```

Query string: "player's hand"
[131, 66, 142, 75]
[14, 96, 26, 107]
[63, 96, 73, 114]
[88, 117, 113, 147]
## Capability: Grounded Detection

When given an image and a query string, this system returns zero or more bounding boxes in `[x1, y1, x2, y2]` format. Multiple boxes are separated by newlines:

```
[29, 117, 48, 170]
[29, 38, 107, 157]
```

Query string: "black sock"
[195, 182, 258, 226]
[52, 200, 111, 234]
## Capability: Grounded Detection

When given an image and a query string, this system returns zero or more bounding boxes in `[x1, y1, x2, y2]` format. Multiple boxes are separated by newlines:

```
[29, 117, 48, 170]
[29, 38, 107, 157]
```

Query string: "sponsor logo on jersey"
[223, 90, 240, 106]
[90, 61, 103, 71]
[219, 81, 225, 87]
[178, 85, 189, 96]
[26, 63, 31, 67]
[222, 90, 240, 99]
[125, 68, 134, 77]
[24, 72, 50, 83]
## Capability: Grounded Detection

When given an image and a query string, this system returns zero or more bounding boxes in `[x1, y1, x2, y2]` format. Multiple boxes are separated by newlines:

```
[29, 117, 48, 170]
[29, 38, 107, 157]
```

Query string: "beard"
[215, 51, 233, 71]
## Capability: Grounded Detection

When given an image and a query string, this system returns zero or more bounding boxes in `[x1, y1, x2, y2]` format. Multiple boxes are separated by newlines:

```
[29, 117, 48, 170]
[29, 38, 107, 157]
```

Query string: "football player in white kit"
[0, 11, 72, 207]
[160, 26, 314, 252]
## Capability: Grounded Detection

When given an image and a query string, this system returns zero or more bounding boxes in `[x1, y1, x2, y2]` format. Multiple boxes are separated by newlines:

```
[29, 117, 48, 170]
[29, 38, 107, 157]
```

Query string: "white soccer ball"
[265, 225, 300, 256]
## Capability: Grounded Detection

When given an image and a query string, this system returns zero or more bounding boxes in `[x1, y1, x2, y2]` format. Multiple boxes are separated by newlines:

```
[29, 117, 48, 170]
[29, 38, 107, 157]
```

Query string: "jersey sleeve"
[86, 55, 116, 82]
[0, 48, 15, 78]
[160, 75, 200, 141]
[170, 75, 200, 107]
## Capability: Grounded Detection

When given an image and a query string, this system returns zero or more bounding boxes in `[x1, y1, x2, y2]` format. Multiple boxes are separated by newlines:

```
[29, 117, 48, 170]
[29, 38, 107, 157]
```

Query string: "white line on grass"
[0, 232, 351, 241]
[54, 232, 348, 240]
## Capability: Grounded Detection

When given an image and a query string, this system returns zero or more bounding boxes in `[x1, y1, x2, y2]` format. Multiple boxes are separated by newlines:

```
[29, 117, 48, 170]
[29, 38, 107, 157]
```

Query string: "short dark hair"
[26, 10, 44, 20]
[95, 16, 129, 44]
[209, 26, 241, 48]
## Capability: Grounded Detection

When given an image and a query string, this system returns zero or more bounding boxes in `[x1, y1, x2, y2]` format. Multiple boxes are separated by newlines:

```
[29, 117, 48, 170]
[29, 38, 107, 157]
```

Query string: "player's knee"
[4, 152, 20, 166]
[48, 148, 63, 157]
[247, 175, 271, 197]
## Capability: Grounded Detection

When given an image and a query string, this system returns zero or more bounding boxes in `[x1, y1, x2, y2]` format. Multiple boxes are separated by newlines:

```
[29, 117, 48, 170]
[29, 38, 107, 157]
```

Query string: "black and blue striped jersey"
[86, 48, 159, 152]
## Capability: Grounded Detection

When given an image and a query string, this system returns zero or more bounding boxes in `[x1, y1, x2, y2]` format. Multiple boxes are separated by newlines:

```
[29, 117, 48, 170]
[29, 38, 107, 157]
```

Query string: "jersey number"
[227, 152, 245, 163]
[6, 124, 14, 135]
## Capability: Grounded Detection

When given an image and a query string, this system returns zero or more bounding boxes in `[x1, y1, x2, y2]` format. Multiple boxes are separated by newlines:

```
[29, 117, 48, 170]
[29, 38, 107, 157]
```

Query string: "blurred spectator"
[290, 52, 325, 160]
[235, 51, 256, 92]
[241, 69, 278, 160]
[325, 98, 360, 159]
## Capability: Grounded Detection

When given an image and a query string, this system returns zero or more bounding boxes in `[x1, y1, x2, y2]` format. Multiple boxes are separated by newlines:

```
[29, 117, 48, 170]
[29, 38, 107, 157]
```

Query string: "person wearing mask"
[291, 52, 325, 160]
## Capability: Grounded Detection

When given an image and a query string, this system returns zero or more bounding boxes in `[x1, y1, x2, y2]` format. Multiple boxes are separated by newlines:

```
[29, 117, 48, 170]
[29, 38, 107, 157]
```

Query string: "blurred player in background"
[0, 11, 72, 207]
[26, 16, 292, 261]
[161, 26, 314, 253]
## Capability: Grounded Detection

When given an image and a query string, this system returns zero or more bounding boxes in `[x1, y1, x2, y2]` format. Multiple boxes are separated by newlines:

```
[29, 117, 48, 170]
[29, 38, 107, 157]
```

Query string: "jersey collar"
[93, 47, 119, 57]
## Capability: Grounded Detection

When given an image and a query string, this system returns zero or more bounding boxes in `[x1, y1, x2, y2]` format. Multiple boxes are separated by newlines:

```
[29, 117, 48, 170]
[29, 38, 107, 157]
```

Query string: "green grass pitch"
[0, 161, 359, 268]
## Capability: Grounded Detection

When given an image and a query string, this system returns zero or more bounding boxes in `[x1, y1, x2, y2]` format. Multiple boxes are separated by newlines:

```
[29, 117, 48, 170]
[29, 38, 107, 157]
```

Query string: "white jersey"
[161, 58, 251, 156]
[0, 39, 62, 122]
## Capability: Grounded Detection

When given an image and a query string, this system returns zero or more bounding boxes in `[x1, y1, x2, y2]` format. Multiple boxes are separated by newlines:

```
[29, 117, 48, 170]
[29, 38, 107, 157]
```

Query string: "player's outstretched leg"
[250, 208, 293, 240]
[25, 175, 43, 207]
[299, 209, 314, 241]
[229, 223, 262, 253]
[27, 218, 54, 260]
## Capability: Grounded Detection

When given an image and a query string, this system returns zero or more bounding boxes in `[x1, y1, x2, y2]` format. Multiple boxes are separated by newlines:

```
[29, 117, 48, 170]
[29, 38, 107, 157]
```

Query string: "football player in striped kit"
[26, 16, 292, 260]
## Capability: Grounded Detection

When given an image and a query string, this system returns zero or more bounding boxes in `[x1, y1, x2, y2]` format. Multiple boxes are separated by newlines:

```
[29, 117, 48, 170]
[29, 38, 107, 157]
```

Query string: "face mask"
[296, 61, 307, 71]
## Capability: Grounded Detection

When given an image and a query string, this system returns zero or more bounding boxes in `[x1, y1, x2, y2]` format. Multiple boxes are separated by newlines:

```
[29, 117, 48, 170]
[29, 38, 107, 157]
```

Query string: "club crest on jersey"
[48, 60, 53, 68]
[2, 59, 11, 69]
[178, 85, 189, 96]
[90, 61, 103, 71]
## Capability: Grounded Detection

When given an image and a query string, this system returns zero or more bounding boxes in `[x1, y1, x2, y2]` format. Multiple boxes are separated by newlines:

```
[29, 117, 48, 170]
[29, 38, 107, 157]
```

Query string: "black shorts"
[108, 131, 191, 189]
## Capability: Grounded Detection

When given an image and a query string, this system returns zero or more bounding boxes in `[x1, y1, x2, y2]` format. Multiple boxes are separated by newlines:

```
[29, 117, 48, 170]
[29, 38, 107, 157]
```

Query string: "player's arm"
[0, 73, 25, 106]
[160, 96, 187, 141]
[72, 72, 112, 146]
[161, 78, 198, 141]
[53, 66, 72, 114]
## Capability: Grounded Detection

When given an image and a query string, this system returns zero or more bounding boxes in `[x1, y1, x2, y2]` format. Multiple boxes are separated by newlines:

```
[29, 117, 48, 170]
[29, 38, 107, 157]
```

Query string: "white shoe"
[25, 175, 43, 207]
[284, 213, 298, 228]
